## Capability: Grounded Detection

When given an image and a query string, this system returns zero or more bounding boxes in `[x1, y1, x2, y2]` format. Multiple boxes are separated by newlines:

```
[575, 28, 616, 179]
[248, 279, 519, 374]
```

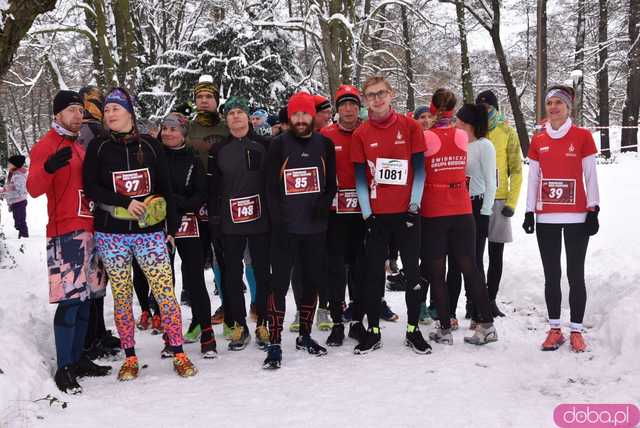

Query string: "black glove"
[501, 205, 515, 217]
[522, 212, 535, 234]
[44, 146, 72, 174]
[477, 214, 490, 237]
[585, 206, 600, 236]
[405, 211, 420, 229]
[365, 215, 378, 237]
[312, 200, 330, 220]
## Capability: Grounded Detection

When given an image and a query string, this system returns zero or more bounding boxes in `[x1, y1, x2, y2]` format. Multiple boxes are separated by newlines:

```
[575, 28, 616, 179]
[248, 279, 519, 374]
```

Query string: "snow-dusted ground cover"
[1, 155, 638, 428]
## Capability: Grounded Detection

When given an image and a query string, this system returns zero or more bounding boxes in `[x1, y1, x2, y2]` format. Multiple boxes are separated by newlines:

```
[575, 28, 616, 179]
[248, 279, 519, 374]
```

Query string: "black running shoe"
[326, 323, 345, 347]
[385, 270, 406, 291]
[263, 344, 282, 369]
[73, 355, 112, 377]
[381, 300, 399, 322]
[405, 328, 432, 354]
[348, 322, 367, 343]
[295, 335, 328, 356]
[99, 330, 121, 349]
[55, 366, 82, 394]
[354, 329, 382, 354]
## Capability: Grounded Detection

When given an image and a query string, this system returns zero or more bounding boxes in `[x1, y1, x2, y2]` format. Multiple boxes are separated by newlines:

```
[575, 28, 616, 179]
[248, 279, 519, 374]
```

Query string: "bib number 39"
[112, 168, 151, 197]
[284, 167, 321, 195]
[375, 158, 408, 186]
[77, 189, 95, 218]
[229, 194, 262, 223]
[540, 179, 576, 205]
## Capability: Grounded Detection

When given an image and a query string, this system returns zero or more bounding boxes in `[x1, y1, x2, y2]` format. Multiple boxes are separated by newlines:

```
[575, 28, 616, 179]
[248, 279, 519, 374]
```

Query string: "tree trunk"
[621, 0, 640, 152]
[456, 1, 474, 103]
[354, 0, 372, 86]
[401, 6, 415, 111]
[598, 0, 610, 158]
[111, 0, 138, 91]
[572, 0, 586, 126]
[0, 0, 57, 78]
[535, 0, 547, 124]
[491, 29, 530, 155]
[0, 108, 7, 167]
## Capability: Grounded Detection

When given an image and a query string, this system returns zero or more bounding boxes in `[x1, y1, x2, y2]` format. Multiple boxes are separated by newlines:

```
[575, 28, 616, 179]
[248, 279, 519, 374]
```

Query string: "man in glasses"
[351, 76, 428, 355]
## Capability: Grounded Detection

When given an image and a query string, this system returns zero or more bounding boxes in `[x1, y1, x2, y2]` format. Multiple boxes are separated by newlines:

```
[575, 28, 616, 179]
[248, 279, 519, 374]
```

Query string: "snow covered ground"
[1, 155, 639, 428]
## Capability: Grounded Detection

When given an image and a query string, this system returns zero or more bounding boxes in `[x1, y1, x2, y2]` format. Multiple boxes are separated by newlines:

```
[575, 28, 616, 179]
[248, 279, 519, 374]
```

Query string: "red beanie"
[313, 94, 331, 112]
[288, 92, 316, 120]
[335, 85, 361, 107]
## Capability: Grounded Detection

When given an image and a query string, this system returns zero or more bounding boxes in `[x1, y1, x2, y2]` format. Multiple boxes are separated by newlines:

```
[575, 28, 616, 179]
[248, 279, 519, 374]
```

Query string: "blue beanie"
[414, 105, 429, 118]
[251, 109, 268, 121]
[105, 88, 134, 114]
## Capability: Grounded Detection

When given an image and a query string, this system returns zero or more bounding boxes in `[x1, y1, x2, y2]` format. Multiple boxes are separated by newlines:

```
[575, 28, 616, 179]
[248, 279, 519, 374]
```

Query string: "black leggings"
[364, 214, 422, 328]
[133, 258, 159, 315]
[446, 197, 487, 317]
[421, 214, 493, 329]
[83, 297, 107, 348]
[536, 223, 589, 324]
[487, 241, 504, 301]
[268, 233, 326, 344]
[169, 237, 212, 333]
[221, 234, 270, 326]
[327, 213, 366, 324]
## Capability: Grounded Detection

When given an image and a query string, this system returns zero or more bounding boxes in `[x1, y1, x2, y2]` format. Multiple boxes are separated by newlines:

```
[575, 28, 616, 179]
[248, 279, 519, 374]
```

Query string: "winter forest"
[0, 0, 639, 167]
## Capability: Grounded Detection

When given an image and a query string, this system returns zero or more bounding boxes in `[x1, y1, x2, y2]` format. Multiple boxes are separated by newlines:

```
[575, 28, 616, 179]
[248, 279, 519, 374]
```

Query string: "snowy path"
[1, 157, 639, 428]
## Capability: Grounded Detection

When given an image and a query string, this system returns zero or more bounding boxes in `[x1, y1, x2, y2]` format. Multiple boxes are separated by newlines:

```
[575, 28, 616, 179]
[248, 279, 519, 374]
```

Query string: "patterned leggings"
[95, 231, 183, 350]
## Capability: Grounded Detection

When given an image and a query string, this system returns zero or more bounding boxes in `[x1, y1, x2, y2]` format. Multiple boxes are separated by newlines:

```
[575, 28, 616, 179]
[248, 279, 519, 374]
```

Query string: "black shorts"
[421, 214, 475, 260]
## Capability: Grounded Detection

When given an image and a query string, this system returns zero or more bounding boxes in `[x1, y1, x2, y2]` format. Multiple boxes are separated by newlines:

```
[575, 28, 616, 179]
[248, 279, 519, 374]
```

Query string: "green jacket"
[187, 113, 229, 170]
[485, 123, 523, 209]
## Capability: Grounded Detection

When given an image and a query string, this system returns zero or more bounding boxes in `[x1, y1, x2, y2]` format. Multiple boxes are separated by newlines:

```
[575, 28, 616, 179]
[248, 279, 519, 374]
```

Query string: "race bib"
[112, 168, 151, 197]
[284, 167, 321, 195]
[375, 158, 408, 186]
[335, 189, 360, 214]
[175, 214, 200, 238]
[77, 190, 94, 218]
[229, 194, 262, 223]
[197, 204, 208, 222]
[539, 179, 576, 205]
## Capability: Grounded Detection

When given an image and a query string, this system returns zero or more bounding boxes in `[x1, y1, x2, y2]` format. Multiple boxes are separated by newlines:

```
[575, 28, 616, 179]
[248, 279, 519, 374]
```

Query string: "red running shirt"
[351, 113, 426, 214]
[528, 125, 597, 214]
[420, 127, 472, 218]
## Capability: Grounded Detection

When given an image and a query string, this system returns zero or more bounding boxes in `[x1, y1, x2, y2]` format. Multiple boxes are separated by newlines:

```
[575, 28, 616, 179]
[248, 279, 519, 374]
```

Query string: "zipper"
[125, 142, 132, 232]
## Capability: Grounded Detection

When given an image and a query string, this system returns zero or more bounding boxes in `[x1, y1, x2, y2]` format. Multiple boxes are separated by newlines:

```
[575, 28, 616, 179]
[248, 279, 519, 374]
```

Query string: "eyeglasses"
[364, 90, 391, 101]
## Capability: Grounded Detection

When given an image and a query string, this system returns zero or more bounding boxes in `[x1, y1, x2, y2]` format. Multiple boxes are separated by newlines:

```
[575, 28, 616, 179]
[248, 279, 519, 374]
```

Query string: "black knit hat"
[8, 155, 25, 168]
[53, 90, 83, 115]
[278, 107, 288, 125]
[456, 104, 489, 138]
[475, 90, 499, 111]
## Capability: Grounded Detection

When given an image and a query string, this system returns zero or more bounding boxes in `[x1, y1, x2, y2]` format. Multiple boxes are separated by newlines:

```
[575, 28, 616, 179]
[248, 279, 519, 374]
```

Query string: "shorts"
[47, 230, 107, 304]
[488, 199, 513, 243]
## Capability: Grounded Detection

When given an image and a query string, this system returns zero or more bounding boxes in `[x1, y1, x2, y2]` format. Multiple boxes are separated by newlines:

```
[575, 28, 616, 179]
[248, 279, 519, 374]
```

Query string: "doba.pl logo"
[554, 404, 640, 427]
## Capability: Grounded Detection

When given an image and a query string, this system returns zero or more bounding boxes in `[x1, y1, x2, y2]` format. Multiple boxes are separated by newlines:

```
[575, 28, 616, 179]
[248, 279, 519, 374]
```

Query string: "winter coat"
[3, 167, 28, 205]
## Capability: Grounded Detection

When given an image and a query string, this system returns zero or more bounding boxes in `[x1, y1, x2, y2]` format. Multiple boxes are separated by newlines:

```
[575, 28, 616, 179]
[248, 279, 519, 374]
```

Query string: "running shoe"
[381, 300, 399, 322]
[418, 303, 432, 325]
[570, 331, 586, 353]
[405, 325, 432, 354]
[263, 344, 282, 369]
[137, 311, 151, 331]
[316, 308, 332, 331]
[211, 306, 224, 325]
[464, 323, 498, 345]
[73, 355, 111, 377]
[429, 328, 453, 345]
[150, 314, 162, 335]
[201, 337, 218, 359]
[173, 353, 198, 377]
[117, 356, 139, 381]
[255, 324, 270, 350]
[55, 366, 82, 394]
[541, 328, 565, 351]
[288, 311, 300, 332]
[348, 322, 367, 344]
[228, 324, 251, 351]
[295, 335, 328, 356]
[354, 328, 382, 354]
[326, 323, 345, 347]
[183, 324, 201, 344]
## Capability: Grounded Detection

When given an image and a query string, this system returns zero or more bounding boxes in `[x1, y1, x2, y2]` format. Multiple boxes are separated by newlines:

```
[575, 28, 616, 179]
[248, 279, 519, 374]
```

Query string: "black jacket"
[165, 144, 206, 218]
[83, 132, 177, 235]
[266, 130, 337, 234]
[208, 131, 271, 235]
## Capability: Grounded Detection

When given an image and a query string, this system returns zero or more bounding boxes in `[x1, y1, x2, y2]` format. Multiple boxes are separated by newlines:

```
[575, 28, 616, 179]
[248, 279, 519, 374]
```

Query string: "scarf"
[545, 118, 572, 140]
[195, 111, 220, 128]
[52, 121, 78, 141]
[368, 109, 397, 129]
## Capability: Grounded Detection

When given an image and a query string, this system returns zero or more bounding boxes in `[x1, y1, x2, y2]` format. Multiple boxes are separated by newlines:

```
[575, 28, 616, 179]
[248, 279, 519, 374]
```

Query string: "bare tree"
[598, 0, 610, 158]
[455, 0, 473, 103]
[621, 0, 640, 152]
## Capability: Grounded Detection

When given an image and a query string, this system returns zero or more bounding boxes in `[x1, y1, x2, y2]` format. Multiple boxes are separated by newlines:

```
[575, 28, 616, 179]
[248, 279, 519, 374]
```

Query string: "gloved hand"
[44, 146, 72, 174]
[477, 214, 490, 237]
[365, 215, 378, 237]
[405, 211, 420, 229]
[585, 206, 600, 236]
[522, 212, 535, 234]
[501, 205, 515, 217]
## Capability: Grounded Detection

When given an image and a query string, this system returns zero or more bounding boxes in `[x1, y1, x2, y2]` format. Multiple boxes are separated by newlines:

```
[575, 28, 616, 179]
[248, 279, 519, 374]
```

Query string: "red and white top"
[526, 119, 599, 223]
[421, 127, 472, 218]
[322, 122, 361, 214]
[351, 111, 426, 214]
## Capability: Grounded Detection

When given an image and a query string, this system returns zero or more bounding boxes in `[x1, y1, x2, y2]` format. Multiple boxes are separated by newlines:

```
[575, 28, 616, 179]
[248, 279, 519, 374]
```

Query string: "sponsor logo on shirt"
[566, 143, 577, 157]
[539, 146, 550, 153]
[335, 145, 343, 151]
[370, 142, 379, 148]
[301, 152, 309, 157]
[395, 131, 406, 145]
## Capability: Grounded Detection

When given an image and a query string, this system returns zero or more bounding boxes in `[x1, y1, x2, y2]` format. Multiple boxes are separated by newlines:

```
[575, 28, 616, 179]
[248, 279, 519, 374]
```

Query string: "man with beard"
[27, 90, 110, 393]
[263, 92, 337, 369]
